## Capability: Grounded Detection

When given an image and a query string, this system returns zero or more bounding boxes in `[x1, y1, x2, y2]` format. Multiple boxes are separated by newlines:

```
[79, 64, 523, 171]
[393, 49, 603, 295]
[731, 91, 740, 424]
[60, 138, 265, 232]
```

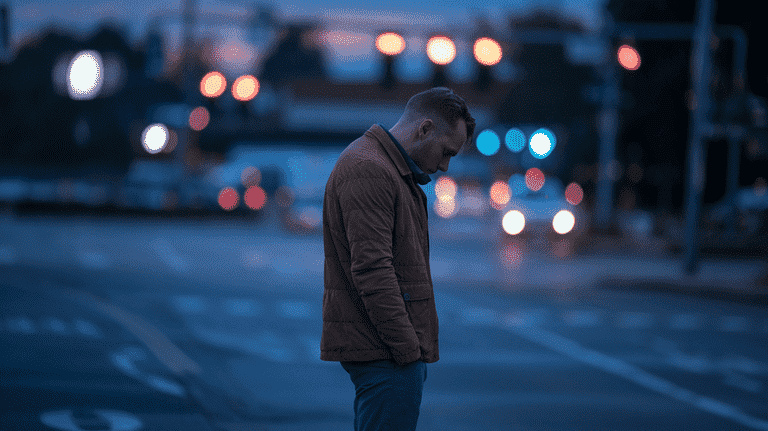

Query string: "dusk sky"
[8, 0, 608, 49]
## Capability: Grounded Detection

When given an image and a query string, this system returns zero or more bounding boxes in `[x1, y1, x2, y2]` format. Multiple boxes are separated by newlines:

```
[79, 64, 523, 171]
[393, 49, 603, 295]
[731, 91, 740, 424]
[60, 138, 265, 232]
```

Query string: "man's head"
[390, 87, 476, 175]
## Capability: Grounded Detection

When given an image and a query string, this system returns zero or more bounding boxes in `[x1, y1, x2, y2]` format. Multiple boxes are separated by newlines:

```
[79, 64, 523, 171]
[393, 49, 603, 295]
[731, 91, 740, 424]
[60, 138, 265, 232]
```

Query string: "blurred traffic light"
[427, 35, 455, 88]
[617, 44, 641, 71]
[376, 32, 405, 90]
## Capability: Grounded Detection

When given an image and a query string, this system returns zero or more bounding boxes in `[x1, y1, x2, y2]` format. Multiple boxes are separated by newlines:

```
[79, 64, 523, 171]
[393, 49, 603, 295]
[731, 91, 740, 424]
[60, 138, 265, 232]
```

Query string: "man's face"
[411, 118, 467, 175]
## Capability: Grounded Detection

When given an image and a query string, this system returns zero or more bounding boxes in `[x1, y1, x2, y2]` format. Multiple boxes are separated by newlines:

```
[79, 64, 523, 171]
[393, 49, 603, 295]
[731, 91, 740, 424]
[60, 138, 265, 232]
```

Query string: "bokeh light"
[434, 196, 457, 218]
[141, 123, 168, 154]
[68, 50, 103, 100]
[241, 166, 261, 187]
[489, 181, 511, 207]
[565, 182, 584, 205]
[473, 37, 502, 66]
[505, 128, 526, 153]
[161, 128, 178, 154]
[232, 75, 259, 101]
[189, 106, 210, 131]
[525, 168, 545, 192]
[298, 205, 322, 227]
[529, 128, 556, 159]
[376, 32, 405, 56]
[476, 129, 500, 156]
[218, 187, 239, 211]
[553, 210, 575, 234]
[502, 210, 525, 235]
[426, 36, 456, 65]
[200, 71, 227, 98]
[244, 186, 267, 210]
[435, 176, 457, 202]
[618, 44, 641, 71]
[275, 185, 295, 208]
[500, 242, 523, 269]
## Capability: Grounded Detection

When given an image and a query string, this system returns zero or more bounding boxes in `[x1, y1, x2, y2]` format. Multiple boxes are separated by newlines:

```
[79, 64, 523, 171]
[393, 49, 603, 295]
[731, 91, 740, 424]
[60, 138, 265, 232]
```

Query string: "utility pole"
[683, 0, 716, 276]
[175, 0, 198, 180]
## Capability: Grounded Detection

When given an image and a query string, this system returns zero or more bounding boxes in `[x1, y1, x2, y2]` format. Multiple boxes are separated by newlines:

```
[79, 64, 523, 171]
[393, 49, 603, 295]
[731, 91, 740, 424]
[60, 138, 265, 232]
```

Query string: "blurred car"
[206, 143, 343, 231]
[496, 175, 589, 243]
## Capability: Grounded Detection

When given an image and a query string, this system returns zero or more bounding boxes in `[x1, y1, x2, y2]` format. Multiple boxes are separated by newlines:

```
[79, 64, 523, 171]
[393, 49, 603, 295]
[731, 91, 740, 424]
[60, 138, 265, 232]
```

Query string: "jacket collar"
[366, 124, 432, 185]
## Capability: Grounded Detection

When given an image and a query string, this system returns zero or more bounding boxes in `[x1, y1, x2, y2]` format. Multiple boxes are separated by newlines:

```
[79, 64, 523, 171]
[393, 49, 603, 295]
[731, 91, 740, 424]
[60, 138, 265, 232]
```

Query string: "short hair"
[402, 87, 476, 143]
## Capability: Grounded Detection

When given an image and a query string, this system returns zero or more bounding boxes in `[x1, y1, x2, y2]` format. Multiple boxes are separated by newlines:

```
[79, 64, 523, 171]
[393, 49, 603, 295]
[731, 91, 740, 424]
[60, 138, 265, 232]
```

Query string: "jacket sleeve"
[336, 163, 421, 364]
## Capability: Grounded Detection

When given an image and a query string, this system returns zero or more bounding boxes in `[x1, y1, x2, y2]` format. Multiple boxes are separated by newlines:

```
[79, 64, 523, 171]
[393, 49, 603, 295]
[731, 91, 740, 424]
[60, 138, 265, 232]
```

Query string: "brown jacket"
[321, 124, 439, 366]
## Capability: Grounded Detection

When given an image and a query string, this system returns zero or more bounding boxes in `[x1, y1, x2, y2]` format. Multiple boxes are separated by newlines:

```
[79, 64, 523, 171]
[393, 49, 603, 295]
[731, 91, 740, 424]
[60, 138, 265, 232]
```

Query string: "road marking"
[562, 310, 602, 327]
[63, 288, 201, 376]
[78, 250, 112, 270]
[616, 311, 654, 329]
[504, 309, 548, 327]
[0, 244, 17, 265]
[504, 321, 768, 431]
[170, 295, 208, 315]
[74, 318, 102, 338]
[278, 301, 312, 319]
[718, 315, 750, 332]
[151, 238, 189, 273]
[223, 298, 261, 316]
[7, 316, 35, 334]
[669, 313, 702, 331]
[44, 317, 70, 335]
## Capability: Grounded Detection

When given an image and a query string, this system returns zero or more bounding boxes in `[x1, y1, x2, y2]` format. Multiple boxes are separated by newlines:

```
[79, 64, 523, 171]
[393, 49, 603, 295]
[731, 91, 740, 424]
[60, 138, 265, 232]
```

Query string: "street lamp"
[376, 32, 405, 90]
[426, 35, 455, 88]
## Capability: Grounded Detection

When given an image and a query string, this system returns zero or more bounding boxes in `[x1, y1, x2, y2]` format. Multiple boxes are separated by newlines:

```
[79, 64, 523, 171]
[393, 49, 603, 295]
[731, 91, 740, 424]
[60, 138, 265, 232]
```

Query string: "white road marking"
[170, 295, 208, 315]
[78, 250, 112, 270]
[7, 316, 35, 334]
[278, 301, 313, 319]
[44, 317, 70, 335]
[223, 298, 261, 316]
[503, 309, 548, 328]
[0, 244, 17, 264]
[506, 324, 768, 430]
[151, 238, 189, 273]
[669, 313, 702, 331]
[74, 318, 102, 338]
[718, 315, 750, 332]
[616, 311, 654, 329]
[562, 310, 602, 327]
[110, 346, 187, 397]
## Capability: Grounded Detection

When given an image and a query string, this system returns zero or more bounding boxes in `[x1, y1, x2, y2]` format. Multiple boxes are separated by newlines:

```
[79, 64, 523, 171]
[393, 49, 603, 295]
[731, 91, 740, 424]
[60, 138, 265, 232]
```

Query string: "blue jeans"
[340, 359, 427, 431]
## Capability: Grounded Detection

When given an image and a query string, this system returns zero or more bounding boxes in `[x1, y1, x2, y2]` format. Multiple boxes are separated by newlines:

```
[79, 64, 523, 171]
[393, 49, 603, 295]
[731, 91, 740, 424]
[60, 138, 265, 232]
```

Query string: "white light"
[529, 132, 552, 156]
[67, 50, 103, 100]
[141, 124, 169, 154]
[553, 210, 575, 234]
[502, 210, 525, 235]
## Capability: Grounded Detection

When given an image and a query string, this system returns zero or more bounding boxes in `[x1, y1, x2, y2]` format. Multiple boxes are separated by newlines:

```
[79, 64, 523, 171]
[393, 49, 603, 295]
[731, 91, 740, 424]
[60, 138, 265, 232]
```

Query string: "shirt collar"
[378, 124, 432, 185]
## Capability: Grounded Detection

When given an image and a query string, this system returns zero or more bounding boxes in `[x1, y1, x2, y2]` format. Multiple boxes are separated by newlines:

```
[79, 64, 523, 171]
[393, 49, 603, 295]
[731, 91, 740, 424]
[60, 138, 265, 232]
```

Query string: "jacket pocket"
[399, 281, 432, 301]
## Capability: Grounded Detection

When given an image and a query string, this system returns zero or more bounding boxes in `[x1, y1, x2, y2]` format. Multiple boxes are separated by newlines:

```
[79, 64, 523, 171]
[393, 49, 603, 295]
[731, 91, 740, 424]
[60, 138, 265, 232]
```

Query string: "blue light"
[528, 128, 556, 159]
[476, 129, 500, 156]
[505, 128, 526, 153]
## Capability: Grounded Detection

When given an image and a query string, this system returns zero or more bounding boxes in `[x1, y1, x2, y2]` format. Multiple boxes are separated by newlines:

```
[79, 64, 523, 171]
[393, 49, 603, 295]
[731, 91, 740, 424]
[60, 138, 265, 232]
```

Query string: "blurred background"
[1, 0, 767, 430]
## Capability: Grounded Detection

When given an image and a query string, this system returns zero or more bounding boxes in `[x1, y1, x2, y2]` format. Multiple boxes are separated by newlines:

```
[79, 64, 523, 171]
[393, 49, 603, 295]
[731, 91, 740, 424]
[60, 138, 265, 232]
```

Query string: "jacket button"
[403, 293, 410, 301]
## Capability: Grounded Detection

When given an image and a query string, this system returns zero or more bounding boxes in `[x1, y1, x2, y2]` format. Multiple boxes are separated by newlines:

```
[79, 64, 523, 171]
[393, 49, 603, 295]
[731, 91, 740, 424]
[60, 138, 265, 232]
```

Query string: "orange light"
[489, 181, 511, 206]
[525, 168, 545, 192]
[200, 71, 227, 98]
[426, 36, 456, 65]
[617, 44, 641, 71]
[376, 32, 405, 56]
[473, 37, 502, 66]
[218, 187, 239, 211]
[434, 176, 457, 202]
[565, 182, 584, 205]
[189, 106, 210, 131]
[232, 75, 259, 102]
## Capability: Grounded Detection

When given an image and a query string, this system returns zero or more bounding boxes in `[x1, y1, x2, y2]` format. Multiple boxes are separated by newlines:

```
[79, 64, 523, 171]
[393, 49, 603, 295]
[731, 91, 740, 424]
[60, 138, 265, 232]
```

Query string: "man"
[321, 87, 475, 431]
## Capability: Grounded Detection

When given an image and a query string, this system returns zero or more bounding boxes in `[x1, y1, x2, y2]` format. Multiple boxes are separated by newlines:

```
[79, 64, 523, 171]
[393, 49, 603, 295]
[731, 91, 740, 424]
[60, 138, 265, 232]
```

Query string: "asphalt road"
[1, 210, 767, 431]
